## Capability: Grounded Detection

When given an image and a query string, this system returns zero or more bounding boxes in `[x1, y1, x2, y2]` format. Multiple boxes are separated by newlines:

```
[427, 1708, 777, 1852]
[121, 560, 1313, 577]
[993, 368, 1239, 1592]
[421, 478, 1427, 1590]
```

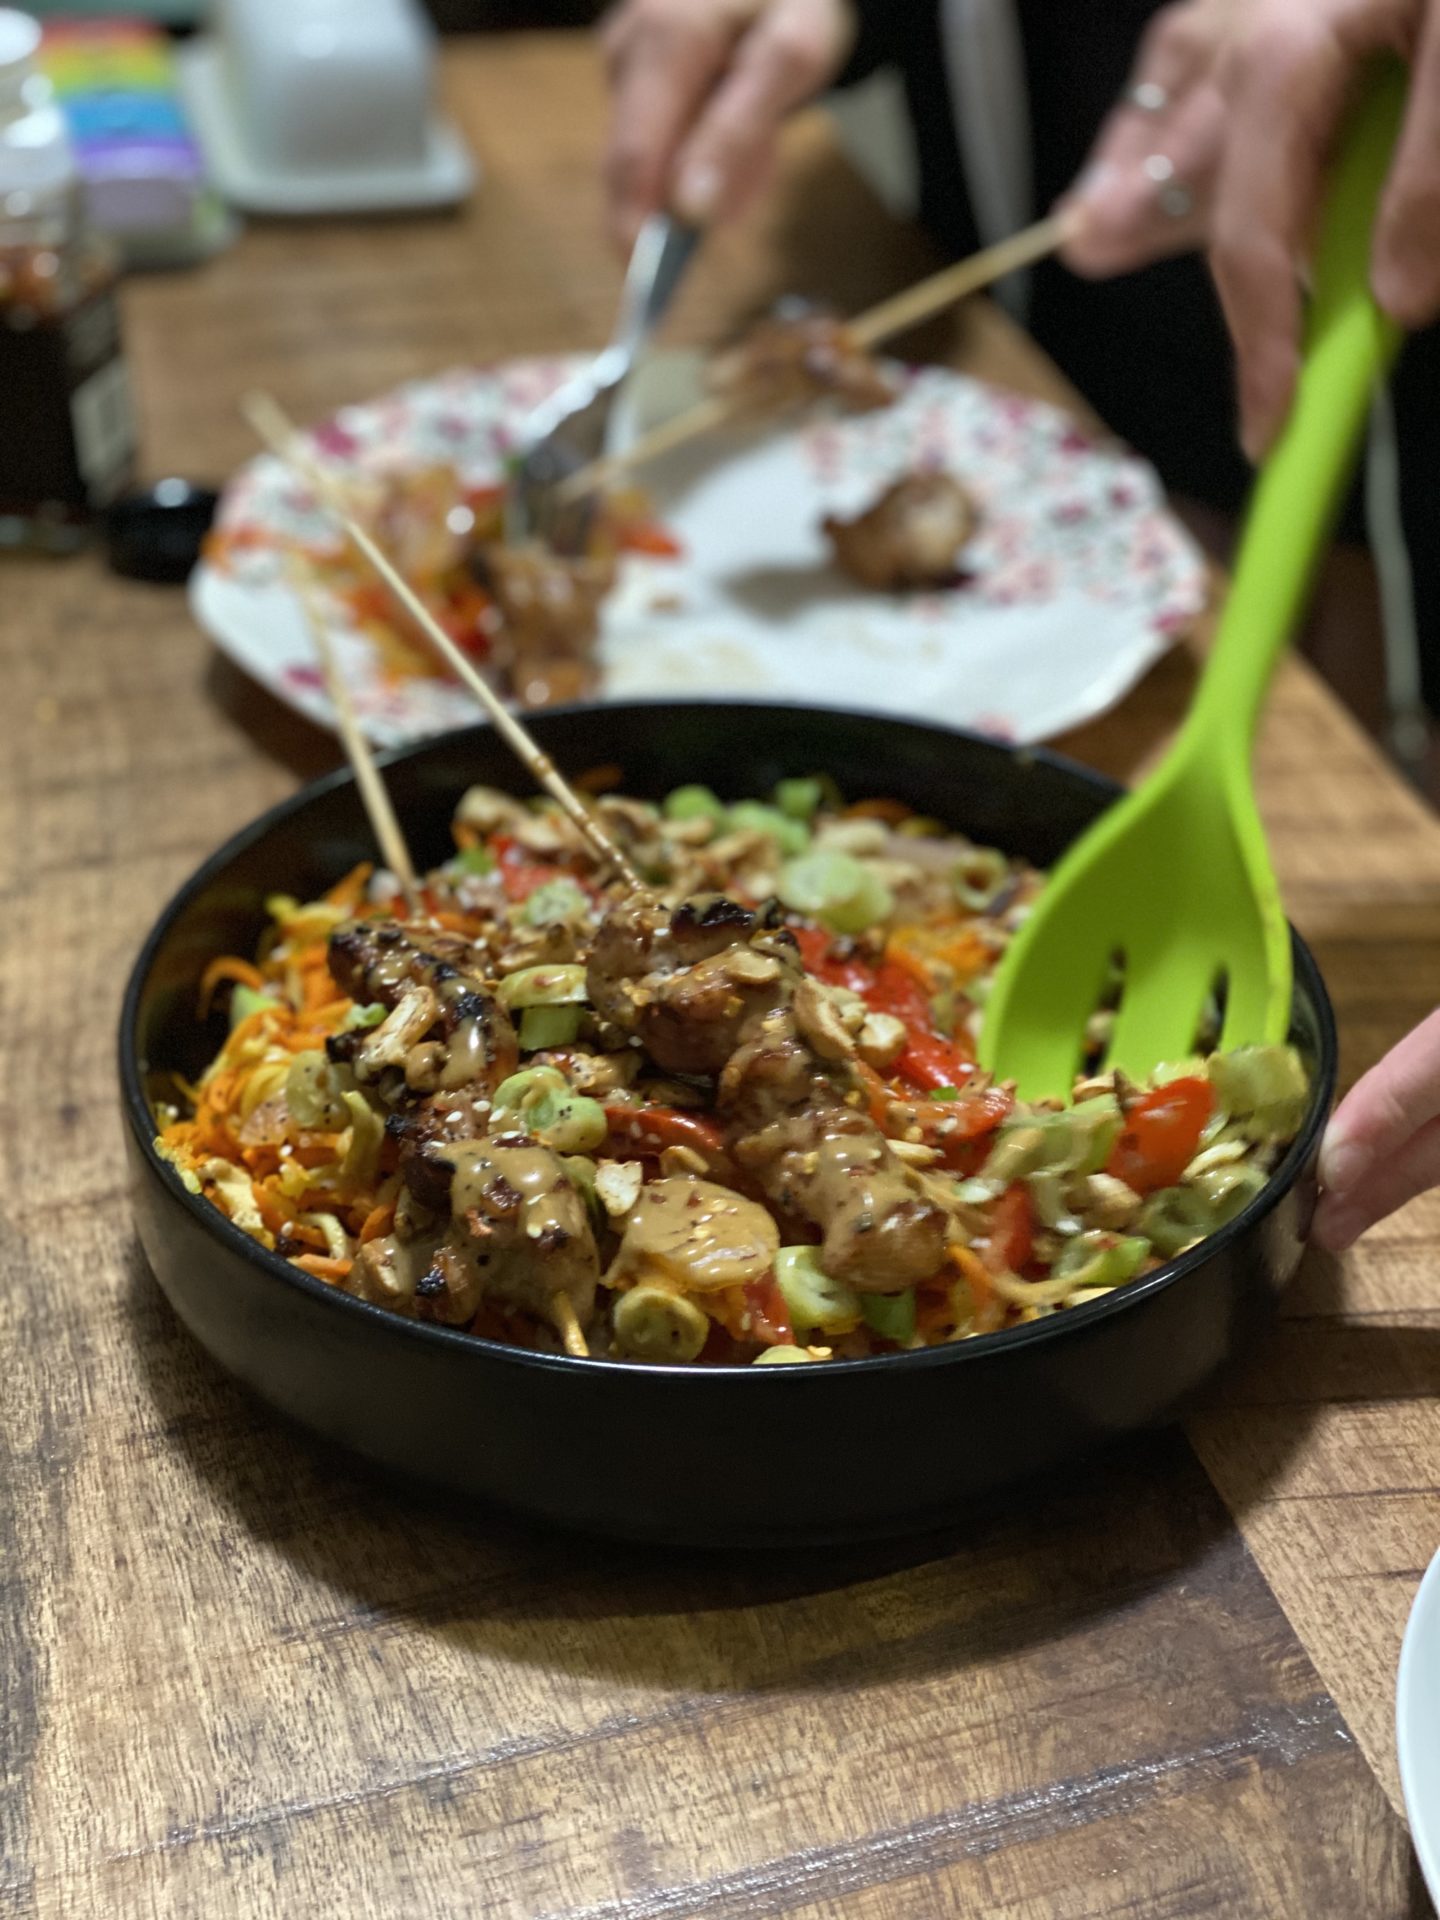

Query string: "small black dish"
[119, 703, 1337, 1547]
[105, 479, 219, 583]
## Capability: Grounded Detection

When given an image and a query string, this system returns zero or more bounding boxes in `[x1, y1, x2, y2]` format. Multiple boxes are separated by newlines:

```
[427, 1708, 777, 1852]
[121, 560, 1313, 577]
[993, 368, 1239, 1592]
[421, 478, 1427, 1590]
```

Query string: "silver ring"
[1141, 154, 1194, 220]
[1160, 181, 1194, 220]
[1127, 80, 1169, 113]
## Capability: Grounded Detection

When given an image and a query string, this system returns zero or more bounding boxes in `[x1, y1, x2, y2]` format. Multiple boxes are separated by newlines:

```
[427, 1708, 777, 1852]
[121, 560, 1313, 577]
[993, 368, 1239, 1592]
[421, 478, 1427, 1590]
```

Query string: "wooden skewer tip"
[243, 392, 641, 893]
[552, 1293, 590, 1359]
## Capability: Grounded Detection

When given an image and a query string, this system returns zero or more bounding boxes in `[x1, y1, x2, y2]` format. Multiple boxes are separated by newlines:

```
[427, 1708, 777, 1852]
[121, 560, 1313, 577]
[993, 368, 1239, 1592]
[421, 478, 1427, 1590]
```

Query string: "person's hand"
[600, 0, 857, 251]
[1062, 0, 1440, 460]
[1312, 1010, 1440, 1249]
[1059, 0, 1237, 279]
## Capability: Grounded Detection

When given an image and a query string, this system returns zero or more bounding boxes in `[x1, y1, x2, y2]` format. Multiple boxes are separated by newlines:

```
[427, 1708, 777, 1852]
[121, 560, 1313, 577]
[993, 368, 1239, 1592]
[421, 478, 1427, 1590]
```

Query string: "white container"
[0, 7, 72, 202]
[177, 0, 474, 214]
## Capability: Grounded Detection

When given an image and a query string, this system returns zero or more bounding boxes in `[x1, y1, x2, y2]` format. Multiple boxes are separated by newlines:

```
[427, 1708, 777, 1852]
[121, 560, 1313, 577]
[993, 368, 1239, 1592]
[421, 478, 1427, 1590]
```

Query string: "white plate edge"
[1397, 1544, 1440, 1900]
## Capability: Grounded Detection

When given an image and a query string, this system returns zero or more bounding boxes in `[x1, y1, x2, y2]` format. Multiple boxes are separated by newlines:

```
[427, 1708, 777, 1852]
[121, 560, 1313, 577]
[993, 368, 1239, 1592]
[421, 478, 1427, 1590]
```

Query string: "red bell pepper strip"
[744, 1274, 795, 1347]
[603, 1105, 733, 1178]
[1106, 1076, 1213, 1195]
[983, 1184, 1034, 1275]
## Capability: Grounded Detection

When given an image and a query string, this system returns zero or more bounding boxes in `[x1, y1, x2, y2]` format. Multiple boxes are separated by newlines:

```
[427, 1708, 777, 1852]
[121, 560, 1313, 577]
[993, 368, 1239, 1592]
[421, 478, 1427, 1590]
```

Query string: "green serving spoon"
[979, 66, 1406, 1101]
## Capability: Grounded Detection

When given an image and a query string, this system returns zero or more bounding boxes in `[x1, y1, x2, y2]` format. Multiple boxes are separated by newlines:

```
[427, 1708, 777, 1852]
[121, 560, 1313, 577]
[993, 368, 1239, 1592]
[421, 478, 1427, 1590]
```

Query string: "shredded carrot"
[324, 863, 374, 909]
[359, 1203, 396, 1244]
[882, 941, 935, 992]
[198, 955, 265, 1017]
[856, 1062, 893, 1129]
[950, 1244, 994, 1310]
[292, 1254, 353, 1281]
[253, 1186, 295, 1233]
[846, 798, 912, 824]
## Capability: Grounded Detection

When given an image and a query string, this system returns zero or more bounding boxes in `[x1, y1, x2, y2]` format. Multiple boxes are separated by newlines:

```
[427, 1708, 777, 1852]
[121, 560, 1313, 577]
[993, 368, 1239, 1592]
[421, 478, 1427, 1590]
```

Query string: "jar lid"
[104, 480, 219, 584]
[0, 10, 40, 78]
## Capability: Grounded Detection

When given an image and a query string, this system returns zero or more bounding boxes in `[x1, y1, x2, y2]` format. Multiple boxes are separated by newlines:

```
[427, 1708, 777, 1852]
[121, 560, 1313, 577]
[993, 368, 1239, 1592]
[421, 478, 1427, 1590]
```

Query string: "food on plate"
[824, 471, 979, 590]
[473, 542, 617, 710]
[708, 303, 897, 417]
[154, 782, 1309, 1366]
[206, 463, 679, 703]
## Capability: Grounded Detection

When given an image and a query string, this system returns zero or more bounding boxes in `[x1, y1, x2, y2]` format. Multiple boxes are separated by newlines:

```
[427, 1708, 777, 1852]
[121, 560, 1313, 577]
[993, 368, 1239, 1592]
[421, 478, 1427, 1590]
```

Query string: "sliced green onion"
[773, 1245, 863, 1335]
[953, 847, 1009, 911]
[1027, 1169, 1081, 1235]
[1207, 1045, 1310, 1142]
[663, 784, 728, 825]
[497, 963, 589, 1010]
[229, 984, 276, 1029]
[860, 1289, 917, 1342]
[451, 844, 496, 877]
[491, 1065, 607, 1153]
[612, 1284, 710, 1362]
[726, 801, 810, 855]
[774, 776, 824, 821]
[777, 849, 894, 934]
[1192, 1162, 1267, 1224]
[1052, 1231, 1148, 1290]
[981, 1101, 1120, 1186]
[520, 1004, 584, 1051]
[929, 1086, 961, 1102]
[518, 876, 589, 927]
[1135, 1186, 1214, 1258]
[339, 1000, 387, 1032]
[560, 1154, 602, 1228]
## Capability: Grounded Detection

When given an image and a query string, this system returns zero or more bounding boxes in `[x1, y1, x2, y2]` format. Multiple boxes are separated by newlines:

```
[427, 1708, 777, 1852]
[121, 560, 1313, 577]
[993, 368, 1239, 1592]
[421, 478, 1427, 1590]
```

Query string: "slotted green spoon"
[979, 67, 1406, 1101]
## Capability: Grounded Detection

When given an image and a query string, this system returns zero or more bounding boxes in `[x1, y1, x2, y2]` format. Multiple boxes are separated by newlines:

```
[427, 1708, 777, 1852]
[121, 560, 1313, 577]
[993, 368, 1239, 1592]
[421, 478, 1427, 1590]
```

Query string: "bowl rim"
[118, 698, 1338, 1384]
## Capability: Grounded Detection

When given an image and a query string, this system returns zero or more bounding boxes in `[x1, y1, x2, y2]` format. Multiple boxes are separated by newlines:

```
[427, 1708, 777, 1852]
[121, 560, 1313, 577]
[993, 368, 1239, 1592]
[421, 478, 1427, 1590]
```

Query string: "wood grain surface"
[1, 33, 1436, 1919]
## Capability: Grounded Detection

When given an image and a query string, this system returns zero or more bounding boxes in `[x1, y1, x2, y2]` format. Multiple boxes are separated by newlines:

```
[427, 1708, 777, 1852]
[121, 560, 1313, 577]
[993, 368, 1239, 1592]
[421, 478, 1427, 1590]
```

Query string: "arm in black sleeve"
[838, 0, 936, 86]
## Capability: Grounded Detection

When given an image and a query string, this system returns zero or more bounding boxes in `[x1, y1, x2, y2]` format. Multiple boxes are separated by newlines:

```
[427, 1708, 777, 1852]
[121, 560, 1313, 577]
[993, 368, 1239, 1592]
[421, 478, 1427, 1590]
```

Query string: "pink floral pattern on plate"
[190, 356, 1208, 748]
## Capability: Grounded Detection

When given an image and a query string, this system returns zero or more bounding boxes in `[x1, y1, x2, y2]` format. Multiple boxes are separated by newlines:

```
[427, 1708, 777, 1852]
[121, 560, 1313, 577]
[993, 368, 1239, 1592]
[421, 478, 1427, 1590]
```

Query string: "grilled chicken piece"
[587, 892, 800, 1076]
[473, 542, 614, 709]
[824, 471, 978, 591]
[708, 307, 896, 416]
[400, 1138, 599, 1328]
[588, 890, 950, 1291]
[327, 921, 519, 1100]
[721, 1007, 950, 1293]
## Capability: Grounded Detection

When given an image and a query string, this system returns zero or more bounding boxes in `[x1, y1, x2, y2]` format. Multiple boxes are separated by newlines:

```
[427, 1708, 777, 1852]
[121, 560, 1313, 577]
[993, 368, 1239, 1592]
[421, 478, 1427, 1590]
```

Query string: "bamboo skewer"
[244, 394, 600, 1361]
[554, 211, 1074, 509]
[242, 392, 641, 893]
[286, 562, 421, 910]
[551, 1293, 590, 1360]
[847, 211, 1072, 349]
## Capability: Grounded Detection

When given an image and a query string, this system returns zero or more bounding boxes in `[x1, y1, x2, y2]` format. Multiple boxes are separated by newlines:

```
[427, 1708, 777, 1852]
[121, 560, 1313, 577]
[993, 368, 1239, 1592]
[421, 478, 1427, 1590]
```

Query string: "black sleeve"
[838, 0, 937, 86]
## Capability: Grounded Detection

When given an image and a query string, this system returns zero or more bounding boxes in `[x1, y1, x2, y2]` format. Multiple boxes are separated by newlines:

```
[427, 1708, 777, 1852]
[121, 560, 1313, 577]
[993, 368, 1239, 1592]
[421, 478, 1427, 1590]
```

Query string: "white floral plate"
[191, 354, 1208, 747]
[1398, 1547, 1440, 1905]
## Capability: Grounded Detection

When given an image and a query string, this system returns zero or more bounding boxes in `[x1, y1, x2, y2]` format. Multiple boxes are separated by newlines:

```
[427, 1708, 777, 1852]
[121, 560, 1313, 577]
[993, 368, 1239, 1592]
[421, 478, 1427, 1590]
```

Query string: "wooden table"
[5, 33, 1440, 1918]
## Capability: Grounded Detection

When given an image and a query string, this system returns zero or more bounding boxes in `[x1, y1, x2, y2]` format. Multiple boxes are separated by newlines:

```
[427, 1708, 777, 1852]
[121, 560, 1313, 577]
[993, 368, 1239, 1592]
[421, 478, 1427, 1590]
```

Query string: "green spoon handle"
[1183, 64, 1406, 762]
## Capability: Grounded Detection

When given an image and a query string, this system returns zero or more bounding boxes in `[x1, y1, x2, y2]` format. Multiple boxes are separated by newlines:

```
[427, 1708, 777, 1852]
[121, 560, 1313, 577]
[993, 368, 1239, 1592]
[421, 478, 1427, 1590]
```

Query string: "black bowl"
[120, 703, 1336, 1546]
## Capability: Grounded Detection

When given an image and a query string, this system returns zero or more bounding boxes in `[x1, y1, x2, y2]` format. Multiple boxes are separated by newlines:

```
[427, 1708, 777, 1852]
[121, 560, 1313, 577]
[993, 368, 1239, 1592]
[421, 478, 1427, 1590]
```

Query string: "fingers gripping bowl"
[121, 705, 1335, 1545]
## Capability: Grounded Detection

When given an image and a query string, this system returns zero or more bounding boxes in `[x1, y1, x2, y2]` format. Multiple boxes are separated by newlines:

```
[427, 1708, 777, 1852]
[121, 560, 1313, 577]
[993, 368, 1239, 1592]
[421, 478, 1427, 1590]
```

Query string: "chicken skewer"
[243, 396, 640, 1356]
[246, 400, 962, 1348]
[285, 559, 420, 911]
[554, 211, 1073, 509]
[588, 893, 952, 1294]
[242, 392, 641, 893]
[324, 914, 598, 1358]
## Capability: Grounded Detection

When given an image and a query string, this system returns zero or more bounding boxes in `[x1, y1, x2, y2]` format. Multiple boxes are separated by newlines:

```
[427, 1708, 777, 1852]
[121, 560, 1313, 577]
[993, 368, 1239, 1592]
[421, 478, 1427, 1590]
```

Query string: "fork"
[506, 213, 699, 552]
[977, 66, 1406, 1100]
